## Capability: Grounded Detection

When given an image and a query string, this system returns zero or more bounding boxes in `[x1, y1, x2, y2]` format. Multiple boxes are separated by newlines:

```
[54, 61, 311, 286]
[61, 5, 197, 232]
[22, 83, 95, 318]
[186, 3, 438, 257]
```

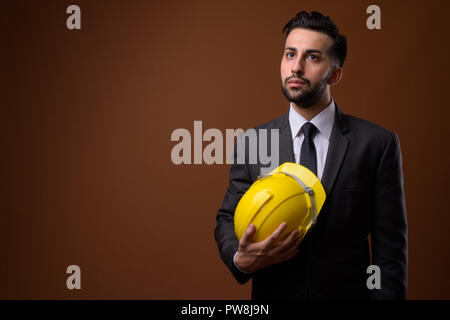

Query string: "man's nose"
[291, 57, 304, 76]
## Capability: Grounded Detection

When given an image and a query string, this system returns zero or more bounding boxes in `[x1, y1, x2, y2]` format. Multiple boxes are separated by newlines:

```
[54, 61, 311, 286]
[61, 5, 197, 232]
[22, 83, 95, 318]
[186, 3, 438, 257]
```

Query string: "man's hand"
[234, 222, 303, 273]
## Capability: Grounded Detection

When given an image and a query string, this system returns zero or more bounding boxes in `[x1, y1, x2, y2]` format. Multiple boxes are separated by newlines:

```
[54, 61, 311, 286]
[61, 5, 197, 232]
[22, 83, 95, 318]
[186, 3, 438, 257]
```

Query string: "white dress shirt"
[289, 99, 335, 181]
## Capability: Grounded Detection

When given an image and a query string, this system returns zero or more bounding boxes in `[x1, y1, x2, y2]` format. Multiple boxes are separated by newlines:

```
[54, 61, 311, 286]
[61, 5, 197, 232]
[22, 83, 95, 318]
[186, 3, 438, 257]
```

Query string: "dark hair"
[282, 11, 347, 67]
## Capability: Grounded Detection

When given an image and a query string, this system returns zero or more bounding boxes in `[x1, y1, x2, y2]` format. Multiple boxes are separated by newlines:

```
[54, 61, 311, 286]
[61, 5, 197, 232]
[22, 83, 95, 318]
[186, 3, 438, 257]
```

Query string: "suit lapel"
[278, 112, 295, 164]
[321, 104, 350, 197]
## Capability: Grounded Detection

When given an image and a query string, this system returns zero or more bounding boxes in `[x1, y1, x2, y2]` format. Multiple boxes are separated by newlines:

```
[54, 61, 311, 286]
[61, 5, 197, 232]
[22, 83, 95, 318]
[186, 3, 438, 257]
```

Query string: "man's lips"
[287, 79, 306, 87]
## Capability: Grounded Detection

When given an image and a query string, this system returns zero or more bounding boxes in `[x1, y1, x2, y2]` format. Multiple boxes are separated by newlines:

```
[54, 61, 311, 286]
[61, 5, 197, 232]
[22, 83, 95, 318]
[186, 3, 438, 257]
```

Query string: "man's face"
[280, 28, 335, 108]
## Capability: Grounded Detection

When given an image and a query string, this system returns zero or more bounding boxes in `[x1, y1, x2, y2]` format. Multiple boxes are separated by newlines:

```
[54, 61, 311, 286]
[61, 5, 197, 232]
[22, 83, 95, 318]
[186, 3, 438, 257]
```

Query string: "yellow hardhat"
[234, 162, 326, 243]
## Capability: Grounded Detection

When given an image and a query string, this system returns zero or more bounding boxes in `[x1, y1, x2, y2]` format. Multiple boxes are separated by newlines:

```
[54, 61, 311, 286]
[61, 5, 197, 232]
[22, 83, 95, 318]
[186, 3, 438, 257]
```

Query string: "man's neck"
[292, 95, 332, 121]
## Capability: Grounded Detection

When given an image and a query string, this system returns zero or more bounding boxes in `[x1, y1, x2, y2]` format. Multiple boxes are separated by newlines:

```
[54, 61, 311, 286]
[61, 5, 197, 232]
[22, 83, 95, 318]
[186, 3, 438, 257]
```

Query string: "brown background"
[2, 0, 450, 299]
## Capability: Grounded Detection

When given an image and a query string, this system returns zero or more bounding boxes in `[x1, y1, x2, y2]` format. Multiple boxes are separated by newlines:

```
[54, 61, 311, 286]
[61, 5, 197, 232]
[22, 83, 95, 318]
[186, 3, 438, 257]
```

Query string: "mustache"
[285, 75, 310, 86]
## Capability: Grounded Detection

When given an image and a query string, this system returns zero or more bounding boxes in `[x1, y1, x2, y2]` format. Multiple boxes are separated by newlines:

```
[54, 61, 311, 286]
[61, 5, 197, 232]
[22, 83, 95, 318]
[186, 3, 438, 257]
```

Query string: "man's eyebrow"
[305, 49, 323, 54]
[284, 47, 323, 55]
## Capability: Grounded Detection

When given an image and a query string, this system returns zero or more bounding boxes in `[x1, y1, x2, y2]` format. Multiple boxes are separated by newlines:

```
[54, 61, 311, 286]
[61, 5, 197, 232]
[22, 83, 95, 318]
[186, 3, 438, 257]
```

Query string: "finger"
[284, 235, 303, 255]
[264, 222, 287, 247]
[287, 228, 300, 242]
[275, 228, 299, 252]
[240, 223, 256, 246]
[293, 234, 303, 247]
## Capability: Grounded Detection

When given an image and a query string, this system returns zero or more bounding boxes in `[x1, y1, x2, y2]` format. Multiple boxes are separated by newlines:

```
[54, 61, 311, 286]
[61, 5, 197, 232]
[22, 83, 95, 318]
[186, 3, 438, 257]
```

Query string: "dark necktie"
[300, 122, 318, 176]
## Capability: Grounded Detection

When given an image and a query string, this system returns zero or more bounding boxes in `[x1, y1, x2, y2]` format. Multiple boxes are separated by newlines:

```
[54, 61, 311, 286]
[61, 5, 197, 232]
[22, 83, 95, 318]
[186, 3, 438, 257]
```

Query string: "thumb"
[240, 223, 256, 246]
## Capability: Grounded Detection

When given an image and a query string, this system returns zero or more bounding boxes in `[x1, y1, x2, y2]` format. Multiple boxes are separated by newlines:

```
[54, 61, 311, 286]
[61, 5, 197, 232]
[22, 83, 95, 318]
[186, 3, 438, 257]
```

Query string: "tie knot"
[301, 122, 318, 138]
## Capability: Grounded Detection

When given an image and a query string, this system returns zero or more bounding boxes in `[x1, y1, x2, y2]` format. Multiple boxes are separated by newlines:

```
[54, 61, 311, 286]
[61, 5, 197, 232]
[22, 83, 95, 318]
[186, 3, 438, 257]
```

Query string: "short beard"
[281, 71, 331, 109]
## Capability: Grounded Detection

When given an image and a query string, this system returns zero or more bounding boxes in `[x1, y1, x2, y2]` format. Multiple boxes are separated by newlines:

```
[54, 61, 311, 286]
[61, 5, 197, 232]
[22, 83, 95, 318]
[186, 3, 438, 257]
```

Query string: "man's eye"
[308, 54, 319, 60]
[286, 52, 295, 58]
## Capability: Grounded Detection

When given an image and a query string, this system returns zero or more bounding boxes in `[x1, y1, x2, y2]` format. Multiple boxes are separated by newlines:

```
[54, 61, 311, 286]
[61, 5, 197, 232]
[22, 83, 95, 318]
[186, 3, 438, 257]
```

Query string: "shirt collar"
[289, 98, 336, 141]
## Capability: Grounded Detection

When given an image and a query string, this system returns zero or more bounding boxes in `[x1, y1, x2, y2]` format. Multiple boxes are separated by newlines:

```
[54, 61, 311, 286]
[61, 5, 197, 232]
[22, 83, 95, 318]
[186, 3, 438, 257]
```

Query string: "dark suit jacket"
[214, 104, 408, 300]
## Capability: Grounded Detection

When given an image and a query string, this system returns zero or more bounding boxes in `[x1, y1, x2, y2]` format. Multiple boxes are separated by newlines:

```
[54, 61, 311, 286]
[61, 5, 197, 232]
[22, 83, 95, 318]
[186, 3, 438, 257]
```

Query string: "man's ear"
[328, 66, 343, 86]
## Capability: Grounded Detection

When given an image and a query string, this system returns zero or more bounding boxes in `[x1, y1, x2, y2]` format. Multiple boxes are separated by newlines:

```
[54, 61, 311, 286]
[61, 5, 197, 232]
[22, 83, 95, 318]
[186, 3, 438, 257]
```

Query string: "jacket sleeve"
[214, 135, 253, 284]
[370, 132, 408, 299]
